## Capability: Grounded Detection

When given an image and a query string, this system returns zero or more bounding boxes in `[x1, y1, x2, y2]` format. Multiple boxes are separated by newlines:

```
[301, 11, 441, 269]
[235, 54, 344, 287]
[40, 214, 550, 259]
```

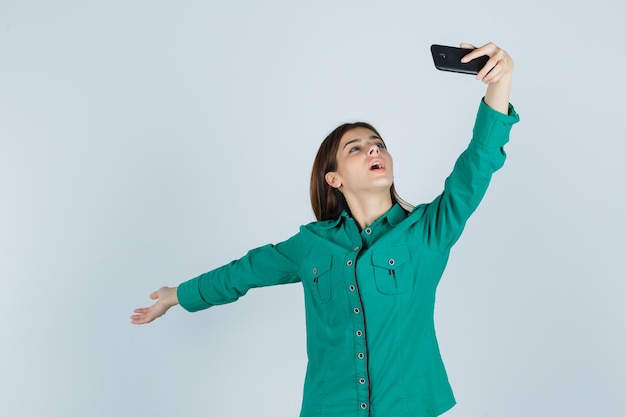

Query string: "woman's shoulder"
[300, 216, 343, 233]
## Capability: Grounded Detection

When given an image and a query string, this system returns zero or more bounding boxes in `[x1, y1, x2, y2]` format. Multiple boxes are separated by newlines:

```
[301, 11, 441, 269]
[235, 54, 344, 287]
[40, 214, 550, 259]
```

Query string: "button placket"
[343, 250, 370, 417]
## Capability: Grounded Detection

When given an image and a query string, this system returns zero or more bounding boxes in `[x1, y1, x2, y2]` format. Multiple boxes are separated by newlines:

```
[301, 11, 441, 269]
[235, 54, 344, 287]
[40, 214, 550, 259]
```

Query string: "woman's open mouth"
[370, 160, 385, 171]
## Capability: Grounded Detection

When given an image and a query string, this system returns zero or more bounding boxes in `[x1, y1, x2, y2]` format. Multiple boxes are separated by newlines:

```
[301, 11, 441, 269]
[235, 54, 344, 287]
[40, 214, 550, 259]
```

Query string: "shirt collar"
[386, 203, 407, 226]
[319, 203, 406, 229]
[317, 211, 348, 229]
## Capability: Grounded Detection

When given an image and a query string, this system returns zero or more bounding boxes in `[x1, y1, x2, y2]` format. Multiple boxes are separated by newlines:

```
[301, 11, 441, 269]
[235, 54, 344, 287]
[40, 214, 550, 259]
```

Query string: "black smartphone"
[430, 44, 489, 75]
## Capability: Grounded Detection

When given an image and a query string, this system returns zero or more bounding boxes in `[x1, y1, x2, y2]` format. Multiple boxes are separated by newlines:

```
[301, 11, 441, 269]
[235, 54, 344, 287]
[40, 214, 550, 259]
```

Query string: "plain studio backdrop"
[1, 1, 624, 416]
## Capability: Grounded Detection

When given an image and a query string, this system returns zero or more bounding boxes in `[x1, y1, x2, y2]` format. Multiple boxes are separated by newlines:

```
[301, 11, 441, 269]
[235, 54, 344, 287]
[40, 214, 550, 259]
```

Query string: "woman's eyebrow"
[343, 138, 362, 150]
[342, 135, 381, 150]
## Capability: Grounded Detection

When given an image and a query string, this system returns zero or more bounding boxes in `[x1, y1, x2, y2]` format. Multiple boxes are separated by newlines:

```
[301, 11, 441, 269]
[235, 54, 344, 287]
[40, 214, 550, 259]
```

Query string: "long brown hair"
[310, 122, 413, 221]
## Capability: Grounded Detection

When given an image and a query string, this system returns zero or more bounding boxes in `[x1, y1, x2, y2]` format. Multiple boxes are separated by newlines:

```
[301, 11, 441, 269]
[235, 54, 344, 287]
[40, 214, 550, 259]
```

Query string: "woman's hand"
[461, 42, 514, 83]
[461, 42, 513, 114]
[131, 286, 179, 325]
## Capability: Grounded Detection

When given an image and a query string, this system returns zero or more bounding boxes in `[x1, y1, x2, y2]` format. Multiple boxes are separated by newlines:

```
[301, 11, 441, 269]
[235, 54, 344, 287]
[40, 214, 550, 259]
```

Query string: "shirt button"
[359, 378, 366, 384]
[361, 403, 368, 409]
[353, 308, 360, 314]
[346, 260, 353, 267]
[365, 228, 372, 234]
[356, 330, 363, 337]
[358, 353, 365, 359]
[349, 285, 356, 291]
[353, 246, 360, 251]
[388, 259, 395, 266]
[312, 267, 318, 274]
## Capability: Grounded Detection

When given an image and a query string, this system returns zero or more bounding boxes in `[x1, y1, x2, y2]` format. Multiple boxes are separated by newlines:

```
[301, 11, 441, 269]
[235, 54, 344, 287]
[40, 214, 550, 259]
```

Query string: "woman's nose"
[369, 145, 380, 155]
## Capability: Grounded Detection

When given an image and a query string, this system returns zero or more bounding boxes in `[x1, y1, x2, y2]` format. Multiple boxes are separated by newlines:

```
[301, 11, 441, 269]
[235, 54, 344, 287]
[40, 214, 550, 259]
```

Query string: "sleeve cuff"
[177, 278, 212, 312]
[472, 98, 520, 147]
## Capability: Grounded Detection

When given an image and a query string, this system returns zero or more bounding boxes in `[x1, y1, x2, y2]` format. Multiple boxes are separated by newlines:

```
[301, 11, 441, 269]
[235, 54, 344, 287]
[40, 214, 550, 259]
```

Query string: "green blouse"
[178, 99, 520, 417]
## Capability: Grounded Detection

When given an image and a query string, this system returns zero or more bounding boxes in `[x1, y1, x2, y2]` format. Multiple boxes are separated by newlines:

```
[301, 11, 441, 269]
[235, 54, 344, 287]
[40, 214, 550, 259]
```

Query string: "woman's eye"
[349, 146, 360, 153]
[376, 143, 384, 149]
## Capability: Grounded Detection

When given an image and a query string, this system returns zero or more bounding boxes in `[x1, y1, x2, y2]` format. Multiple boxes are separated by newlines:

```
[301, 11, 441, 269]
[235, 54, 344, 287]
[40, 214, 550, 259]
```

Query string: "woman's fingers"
[131, 308, 159, 324]
[476, 55, 501, 81]
[483, 58, 509, 83]
[131, 293, 161, 324]
[131, 306, 153, 322]
[460, 42, 512, 83]
[481, 63, 502, 83]
[460, 42, 488, 63]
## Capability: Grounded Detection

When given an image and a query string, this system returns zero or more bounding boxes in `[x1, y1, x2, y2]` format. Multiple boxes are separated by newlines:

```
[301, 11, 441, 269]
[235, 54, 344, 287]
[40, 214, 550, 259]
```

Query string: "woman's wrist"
[484, 73, 512, 114]
[163, 286, 180, 307]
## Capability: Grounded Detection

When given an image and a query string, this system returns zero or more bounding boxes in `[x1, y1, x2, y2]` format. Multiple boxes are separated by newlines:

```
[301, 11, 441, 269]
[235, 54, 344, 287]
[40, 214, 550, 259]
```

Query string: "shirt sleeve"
[177, 231, 306, 312]
[412, 98, 520, 249]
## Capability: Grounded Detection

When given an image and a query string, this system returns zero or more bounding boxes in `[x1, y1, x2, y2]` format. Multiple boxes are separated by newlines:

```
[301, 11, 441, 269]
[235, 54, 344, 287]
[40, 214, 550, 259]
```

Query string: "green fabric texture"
[178, 99, 519, 417]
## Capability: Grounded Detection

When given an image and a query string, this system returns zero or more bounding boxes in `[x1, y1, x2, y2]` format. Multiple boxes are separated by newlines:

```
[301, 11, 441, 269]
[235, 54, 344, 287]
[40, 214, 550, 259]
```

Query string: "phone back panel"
[431, 45, 489, 75]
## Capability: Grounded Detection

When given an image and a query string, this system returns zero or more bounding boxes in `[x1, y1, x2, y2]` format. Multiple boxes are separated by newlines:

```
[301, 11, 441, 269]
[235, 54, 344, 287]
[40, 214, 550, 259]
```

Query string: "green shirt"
[178, 99, 520, 417]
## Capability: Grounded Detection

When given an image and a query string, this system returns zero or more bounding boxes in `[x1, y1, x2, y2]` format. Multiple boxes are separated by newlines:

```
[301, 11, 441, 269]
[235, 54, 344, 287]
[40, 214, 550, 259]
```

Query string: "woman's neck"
[345, 193, 393, 230]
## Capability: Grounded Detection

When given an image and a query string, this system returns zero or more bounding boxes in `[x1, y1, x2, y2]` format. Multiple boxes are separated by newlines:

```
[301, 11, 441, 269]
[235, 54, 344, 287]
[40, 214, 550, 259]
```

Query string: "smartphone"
[430, 44, 489, 75]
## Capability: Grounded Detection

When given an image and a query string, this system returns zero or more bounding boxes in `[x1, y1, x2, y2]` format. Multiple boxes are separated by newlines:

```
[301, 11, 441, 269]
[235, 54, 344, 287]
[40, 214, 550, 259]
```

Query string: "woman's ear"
[325, 172, 342, 189]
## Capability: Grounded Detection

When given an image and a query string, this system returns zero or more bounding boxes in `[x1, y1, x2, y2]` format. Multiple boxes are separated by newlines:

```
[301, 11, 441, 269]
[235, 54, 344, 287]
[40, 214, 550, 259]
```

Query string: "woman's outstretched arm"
[461, 42, 514, 114]
[131, 286, 179, 324]
[414, 41, 519, 249]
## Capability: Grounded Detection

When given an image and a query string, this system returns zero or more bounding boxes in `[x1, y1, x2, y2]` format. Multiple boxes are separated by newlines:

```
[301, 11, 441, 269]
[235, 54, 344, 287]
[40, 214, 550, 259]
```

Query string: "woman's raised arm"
[461, 42, 514, 114]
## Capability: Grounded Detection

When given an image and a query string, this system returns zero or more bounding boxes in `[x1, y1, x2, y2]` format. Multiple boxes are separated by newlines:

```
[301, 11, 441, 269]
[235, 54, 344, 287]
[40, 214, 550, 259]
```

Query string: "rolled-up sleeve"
[472, 99, 520, 147]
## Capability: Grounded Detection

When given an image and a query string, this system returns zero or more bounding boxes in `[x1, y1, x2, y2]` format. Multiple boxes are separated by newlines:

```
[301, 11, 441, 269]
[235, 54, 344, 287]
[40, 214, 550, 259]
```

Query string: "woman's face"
[325, 127, 394, 196]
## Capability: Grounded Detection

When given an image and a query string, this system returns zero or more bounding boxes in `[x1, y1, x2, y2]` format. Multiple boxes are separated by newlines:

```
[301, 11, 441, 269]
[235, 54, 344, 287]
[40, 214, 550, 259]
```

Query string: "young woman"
[132, 42, 520, 417]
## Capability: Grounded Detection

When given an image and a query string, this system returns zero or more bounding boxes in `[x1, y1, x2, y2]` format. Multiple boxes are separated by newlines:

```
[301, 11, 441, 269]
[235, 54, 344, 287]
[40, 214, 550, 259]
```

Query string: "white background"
[1, 1, 624, 416]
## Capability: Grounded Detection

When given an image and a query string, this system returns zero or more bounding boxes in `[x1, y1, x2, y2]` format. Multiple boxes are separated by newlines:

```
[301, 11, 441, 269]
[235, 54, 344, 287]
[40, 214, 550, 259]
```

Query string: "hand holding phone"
[430, 44, 489, 75]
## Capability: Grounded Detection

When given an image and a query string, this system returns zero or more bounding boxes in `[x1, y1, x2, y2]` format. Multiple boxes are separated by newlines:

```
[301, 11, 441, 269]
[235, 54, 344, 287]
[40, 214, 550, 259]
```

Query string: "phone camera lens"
[439, 53, 446, 59]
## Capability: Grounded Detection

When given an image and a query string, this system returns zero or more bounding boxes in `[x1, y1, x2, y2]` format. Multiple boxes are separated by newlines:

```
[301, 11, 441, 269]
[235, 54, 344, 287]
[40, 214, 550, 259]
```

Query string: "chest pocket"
[302, 256, 332, 303]
[372, 245, 412, 295]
